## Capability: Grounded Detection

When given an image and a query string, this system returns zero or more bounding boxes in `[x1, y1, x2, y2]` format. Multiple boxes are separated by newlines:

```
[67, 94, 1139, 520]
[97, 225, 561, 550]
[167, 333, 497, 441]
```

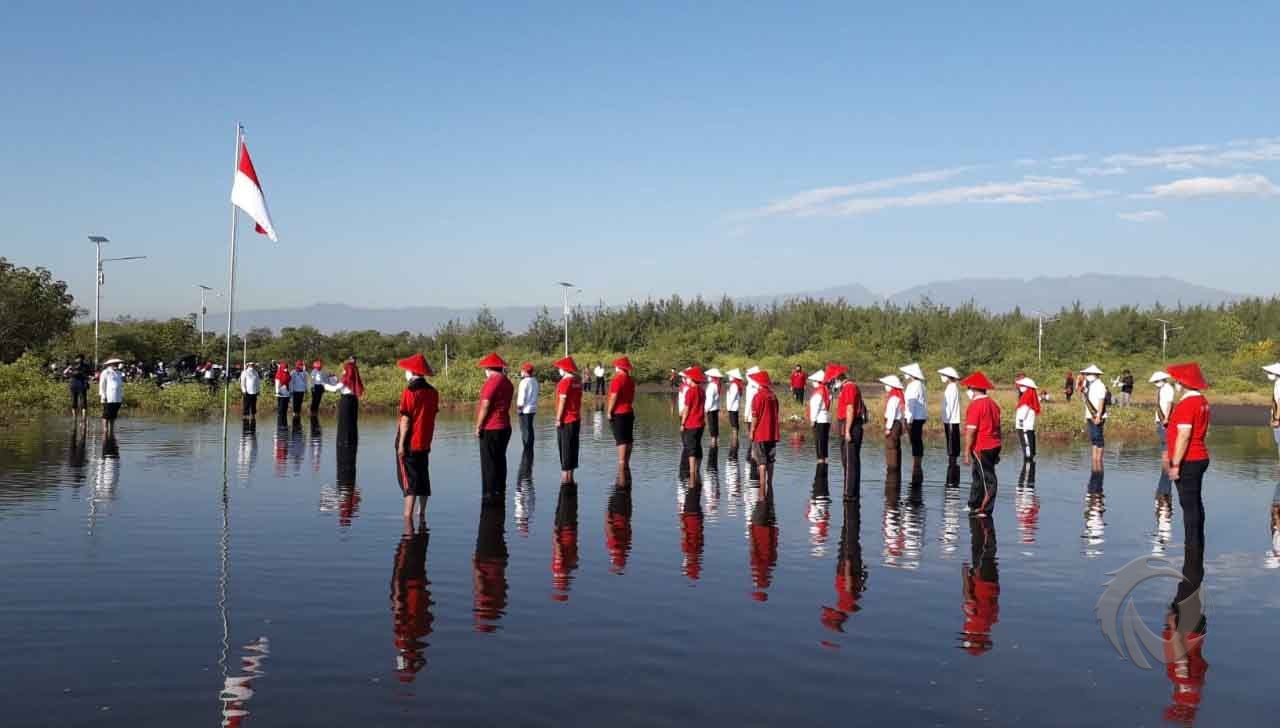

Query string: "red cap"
[684, 366, 705, 383]
[612, 356, 632, 372]
[960, 371, 994, 390]
[824, 364, 848, 382]
[477, 353, 507, 369]
[748, 370, 772, 386]
[312, 360, 323, 369]
[397, 353, 433, 377]
[553, 356, 579, 374]
[1167, 362, 1208, 390]
[520, 362, 534, 374]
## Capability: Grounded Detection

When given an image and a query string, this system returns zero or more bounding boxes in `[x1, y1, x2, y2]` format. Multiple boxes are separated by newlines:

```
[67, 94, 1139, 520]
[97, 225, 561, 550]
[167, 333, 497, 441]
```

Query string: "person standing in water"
[832, 367, 862, 498]
[749, 369, 780, 493]
[744, 366, 761, 448]
[239, 361, 261, 421]
[289, 360, 308, 419]
[309, 360, 326, 417]
[395, 354, 439, 524]
[808, 368, 832, 465]
[1014, 377, 1040, 462]
[1081, 364, 1109, 471]
[553, 356, 583, 485]
[324, 357, 365, 450]
[606, 356, 636, 475]
[961, 371, 1002, 517]
[515, 362, 539, 453]
[98, 357, 125, 435]
[725, 369, 744, 446]
[880, 374, 906, 473]
[475, 353, 513, 502]
[1265, 363, 1280, 462]
[900, 363, 928, 472]
[681, 367, 707, 481]
[1151, 371, 1175, 464]
[790, 364, 806, 403]
[593, 362, 607, 396]
[938, 367, 963, 466]
[64, 353, 90, 420]
[1166, 363, 1212, 550]
[704, 368, 723, 449]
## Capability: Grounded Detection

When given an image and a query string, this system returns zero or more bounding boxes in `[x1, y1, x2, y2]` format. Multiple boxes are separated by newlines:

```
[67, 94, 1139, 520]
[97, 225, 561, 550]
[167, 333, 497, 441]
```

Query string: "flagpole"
[222, 123, 242, 450]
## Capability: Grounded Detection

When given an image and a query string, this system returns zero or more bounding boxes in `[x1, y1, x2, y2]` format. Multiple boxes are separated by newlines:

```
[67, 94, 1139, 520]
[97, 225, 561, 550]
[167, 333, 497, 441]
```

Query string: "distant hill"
[886, 274, 1244, 313]
[237, 303, 543, 335]
[739, 282, 882, 307]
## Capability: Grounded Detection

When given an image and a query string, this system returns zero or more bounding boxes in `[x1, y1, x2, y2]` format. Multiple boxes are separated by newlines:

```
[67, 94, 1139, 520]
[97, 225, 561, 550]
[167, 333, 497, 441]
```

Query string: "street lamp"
[1154, 318, 1183, 361]
[557, 281, 578, 357]
[88, 235, 146, 370]
[1030, 309, 1058, 364]
[194, 284, 220, 353]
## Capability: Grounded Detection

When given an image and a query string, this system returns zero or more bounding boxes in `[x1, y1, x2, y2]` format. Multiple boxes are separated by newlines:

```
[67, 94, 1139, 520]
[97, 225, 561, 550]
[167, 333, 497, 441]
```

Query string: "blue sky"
[2, 2, 1277, 320]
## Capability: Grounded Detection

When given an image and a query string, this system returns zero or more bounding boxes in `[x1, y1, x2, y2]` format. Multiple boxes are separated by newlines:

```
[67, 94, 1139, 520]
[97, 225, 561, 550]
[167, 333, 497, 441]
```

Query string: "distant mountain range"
[236, 275, 1250, 334]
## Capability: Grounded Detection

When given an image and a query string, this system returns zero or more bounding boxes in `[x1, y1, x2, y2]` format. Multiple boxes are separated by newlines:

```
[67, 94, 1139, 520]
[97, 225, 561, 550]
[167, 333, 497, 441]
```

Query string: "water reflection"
[272, 427, 287, 479]
[67, 425, 88, 485]
[1162, 541, 1208, 723]
[749, 487, 778, 601]
[1268, 484, 1280, 569]
[958, 515, 1000, 655]
[1152, 470, 1175, 557]
[680, 481, 704, 581]
[472, 503, 508, 632]
[605, 480, 633, 574]
[390, 525, 432, 684]
[1015, 463, 1039, 547]
[309, 417, 323, 475]
[1082, 470, 1106, 559]
[938, 481, 962, 558]
[88, 432, 119, 533]
[882, 474, 921, 570]
[821, 499, 866, 633]
[724, 450, 742, 520]
[219, 636, 270, 727]
[808, 465, 831, 557]
[882, 475, 905, 567]
[289, 419, 304, 475]
[514, 452, 535, 537]
[702, 448, 720, 523]
[552, 484, 579, 602]
[237, 424, 257, 482]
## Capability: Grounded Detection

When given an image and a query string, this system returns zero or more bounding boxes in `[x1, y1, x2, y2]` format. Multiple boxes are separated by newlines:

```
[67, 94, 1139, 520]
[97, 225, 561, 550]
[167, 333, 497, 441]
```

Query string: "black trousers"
[813, 422, 830, 460]
[336, 394, 359, 449]
[838, 421, 863, 497]
[792, 387, 803, 402]
[944, 423, 961, 459]
[1018, 430, 1037, 460]
[243, 392, 258, 417]
[595, 378, 606, 395]
[968, 448, 1000, 514]
[276, 396, 291, 428]
[479, 427, 512, 497]
[519, 413, 536, 451]
[310, 385, 324, 415]
[1175, 459, 1209, 547]
[291, 391, 304, 416]
[908, 420, 926, 458]
[558, 420, 581, 471]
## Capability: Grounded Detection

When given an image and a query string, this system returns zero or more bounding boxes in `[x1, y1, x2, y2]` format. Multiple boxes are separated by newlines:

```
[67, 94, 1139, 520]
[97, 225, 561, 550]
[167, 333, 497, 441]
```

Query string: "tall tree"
[0, 258, 78, 362]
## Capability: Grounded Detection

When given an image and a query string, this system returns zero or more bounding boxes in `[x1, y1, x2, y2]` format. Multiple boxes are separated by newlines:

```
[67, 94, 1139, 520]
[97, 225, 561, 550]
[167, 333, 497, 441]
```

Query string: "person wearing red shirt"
[1166, 362, 1211, 548]
[553, 356, 583, 484]
[474, 353, 513, 502]
[749, 369, 780, 492]
[749, 488, 779, 601]
[607, 356, 637, 475]
[472, 501, 508, 633]
[396, 354, 440, 523]
[605, 481, 633, 574]
[681, 367, 707, 481]
[789, 364, 806, 403]
[390, 525, 432, 681]
[961, 371, 1002, 516]
[552, 483, 579, 602]
[822, 499, 865, 633]
[960, 515, 1000, 655]
[829, 366, 862, 498]
[680, 482, 705, 581]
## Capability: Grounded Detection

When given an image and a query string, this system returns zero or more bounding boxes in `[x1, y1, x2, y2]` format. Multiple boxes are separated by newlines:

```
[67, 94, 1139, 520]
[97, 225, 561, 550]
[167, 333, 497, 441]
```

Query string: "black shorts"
[729, 411, 740, 429]
[558, 421, 581, 470]
[707, 412, 719, 438]
[751, 441, 777, 465]
[70, 388, 87, 410]
[610, 412, 635, 445]
[682, 427, 704, 459]
[397, 450, 431, 497]
[102, 402, 122, 421]
[1087, 420, 1105, 448]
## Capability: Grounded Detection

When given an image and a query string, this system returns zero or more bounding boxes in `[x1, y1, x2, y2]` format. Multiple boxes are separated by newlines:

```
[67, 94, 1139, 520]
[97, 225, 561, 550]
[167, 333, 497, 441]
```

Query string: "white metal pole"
[444, 343, 449, 377]
[200, 287, 207, 352]
[1037, 316, 1043, 364]
[563, 287, 569, 357]
[94, 241, 101, 370]
[222, 124, 242, 446]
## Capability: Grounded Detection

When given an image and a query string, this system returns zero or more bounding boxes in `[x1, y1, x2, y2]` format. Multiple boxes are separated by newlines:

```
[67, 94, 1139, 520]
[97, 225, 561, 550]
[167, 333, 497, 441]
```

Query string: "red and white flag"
[230, 136, 278, 242]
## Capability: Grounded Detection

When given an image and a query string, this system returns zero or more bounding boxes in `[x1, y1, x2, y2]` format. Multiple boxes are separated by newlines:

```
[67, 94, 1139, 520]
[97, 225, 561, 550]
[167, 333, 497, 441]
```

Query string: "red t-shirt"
[965, 396, 1002, 452]
[683, 385, 706, 429]
[751, 387, 780, 442]
[836, 382, 864, 422]
[556, 376, 583, 424]
[479, 374, 513, 430]
[398, 381, 440, 451]
[609, 372, 635, 415]
[1167, 393, 1211, 462]
[790, 371, 806, 389]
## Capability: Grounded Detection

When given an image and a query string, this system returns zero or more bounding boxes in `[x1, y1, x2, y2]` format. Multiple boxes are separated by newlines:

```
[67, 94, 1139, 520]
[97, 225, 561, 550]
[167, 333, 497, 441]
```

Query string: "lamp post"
[88, 235, 146, 371]
[557, 281, 578, 357]
[1154, 318, 1183, 361]
[1031, 309, 1058, 365]
[195, 285, 219, 354]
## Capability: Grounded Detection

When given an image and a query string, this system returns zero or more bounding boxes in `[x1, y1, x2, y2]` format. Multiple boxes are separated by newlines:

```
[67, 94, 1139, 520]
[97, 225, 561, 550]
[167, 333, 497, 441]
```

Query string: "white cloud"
[1141, 173, 1280, 199]
[1104, 138, 1280, 170]
[1050, 153, 1088, 164]
[1117, 210, 1167, 223]
[1077, 166, 1128, 177]
[827, 176, 1099, 216]
[747, 167, 971, 218]
[1014, 158, 1038, 166]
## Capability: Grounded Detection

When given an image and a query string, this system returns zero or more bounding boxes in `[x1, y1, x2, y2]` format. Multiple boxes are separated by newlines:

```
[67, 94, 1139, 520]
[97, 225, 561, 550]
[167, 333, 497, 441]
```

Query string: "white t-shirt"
[808, 389, 830, 424]
[677, 383, 688, 416]
[1156, 383, 1175, 424]
[239, 368, 261, 395]
[1085, 379, 1109, 420]
[883, 395, 903, 432]
[942, 382, 961, 424]
[725, 382, 741, 412]
[516, 376, 539, 414]
[744, 382, 758, 423]
[1015, 391, 1037, 431]
[704, 382, 720, 412]
[904, 379, 927, 422]
[593, 366, 605, 379]
[1273, 379, 1280, 412]
[98, 368, 124, 403]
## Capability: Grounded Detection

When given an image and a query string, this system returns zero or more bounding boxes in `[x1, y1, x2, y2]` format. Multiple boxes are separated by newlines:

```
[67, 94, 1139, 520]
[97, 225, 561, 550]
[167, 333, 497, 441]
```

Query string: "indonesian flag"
[230, 136, 278, 242]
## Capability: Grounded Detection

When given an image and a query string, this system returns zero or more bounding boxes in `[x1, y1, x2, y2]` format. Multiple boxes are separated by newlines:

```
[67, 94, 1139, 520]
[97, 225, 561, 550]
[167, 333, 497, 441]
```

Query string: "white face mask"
[1017, 386, 1026, 394]
[1085, 374, 1098, 383]
[1174, 382, 1185, 394]
[405, 370, 416, 382]
[883, 385, 890, 393]
[940, 376, 949, 385]
[966, 389, 976, 401]
[1269, 374, 1277, 382]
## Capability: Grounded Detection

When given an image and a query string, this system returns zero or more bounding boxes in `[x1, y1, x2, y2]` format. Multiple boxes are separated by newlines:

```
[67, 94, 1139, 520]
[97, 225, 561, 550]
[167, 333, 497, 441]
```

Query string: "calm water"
[2, 396, 1278, 727]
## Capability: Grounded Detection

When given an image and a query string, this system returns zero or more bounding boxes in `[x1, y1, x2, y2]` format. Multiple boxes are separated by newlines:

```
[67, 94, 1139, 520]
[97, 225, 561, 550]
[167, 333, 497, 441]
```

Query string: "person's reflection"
[1152, 469, 1175, 556]
[606, 476, 634, 574]
[939, 480, 963, 557]
[958, 515, 1000, 655]
[94, 431, 120, 501]
[1162, 540, 1208, 723]
[1268, 484, 1280, 570]
[272, 426, 287, 478]
[1083, 470, 1106, 559]
[1015, 462, 1039, 546]
[902, 473, 925, 567]
[389, 524, 432, 682]
[309, 417, 322, 474]
[219, 636, 270, 728]
[882, 473, 906, 567]
[237, 422, 258, 482]
[724, 449, 743, 519]
[703, 447, 720, 522]
[808, 464, 831, 557]
[749, 487, 778, 602]
[681, 481, 705, 581]
[822, 499, 866, 633]
[945, 461, 961, 488]
[592, 407, 605, 442]
[67, 423, 89, 485]
[289, 418, 304, 475]
[335, 446, 360, 529]
[515, 451, 535, 538]
[473, 502, 508, 632]
[552, 484, 579, 602]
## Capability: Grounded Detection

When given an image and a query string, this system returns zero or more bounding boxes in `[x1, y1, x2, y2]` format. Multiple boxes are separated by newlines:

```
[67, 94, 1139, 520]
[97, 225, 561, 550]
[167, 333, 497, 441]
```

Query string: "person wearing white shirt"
[516, 362, 539, 452]
[725, 369, 744, 445]
[807, 369, 831, 464]
[1149, 371, 1176, 462]
[593, 363, 607, 396]
[1014, 377, 1040, 461]
[899, 363, 928, 470]
[743, 366, 761, 456]
[289, 360, 309, 418]
[98, 358, 125, 434]
[1264, 363, 1280, 461]
[239, 363, 262, 421]
[704, 368, 723, 448]
[938, 367, 962, 465]
[309, 361, 327, 416]
[1080, 364, 1109, 470]
[879, 374, 906, 473]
